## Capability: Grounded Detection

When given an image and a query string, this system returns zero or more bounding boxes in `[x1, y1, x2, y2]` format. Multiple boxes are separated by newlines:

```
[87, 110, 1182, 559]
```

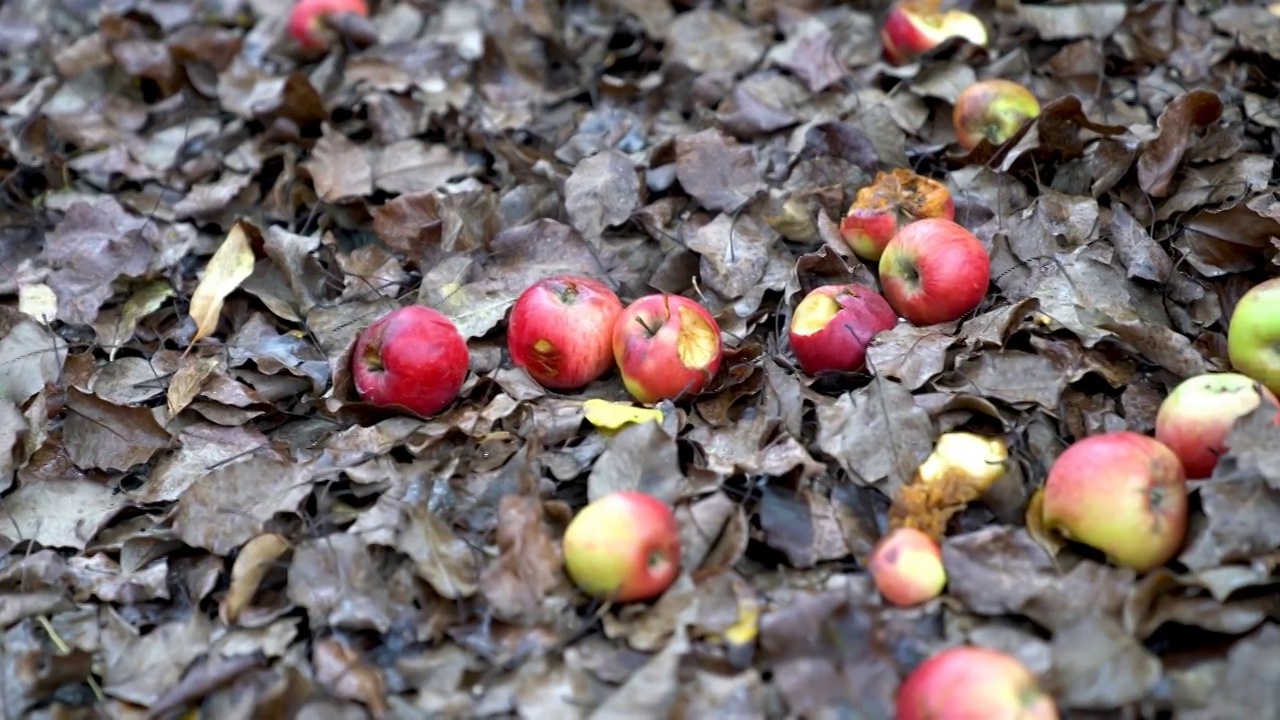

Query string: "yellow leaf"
[189, 222, 256, 344]
[583, 398, 664, 430]
[166, 355, 220, 419]
[219, 533, 291, 625]
[17, 283, 57, 322]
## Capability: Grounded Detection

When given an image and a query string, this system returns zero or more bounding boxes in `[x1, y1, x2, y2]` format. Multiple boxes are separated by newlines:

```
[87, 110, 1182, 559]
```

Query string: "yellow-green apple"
[881, 1, 988, 66]
[352, 305, 469, 417]
[839, 169, 956, 262]
[868, 527, 946, 607]
[612, 294, 722, 404]
[506, 275, 623, 390]
[789, 284, 898, 375]
[878, 218, 990, 326]
[953, 79, 1042, 151]
[288, 0, 369, 50]
[562, 491, 681, 603]
[1155, 372, 1280, 479]
[1041, 431, 1187, 572]
[1228, 277, 1280, 395]
[897, 646, 1058, 720]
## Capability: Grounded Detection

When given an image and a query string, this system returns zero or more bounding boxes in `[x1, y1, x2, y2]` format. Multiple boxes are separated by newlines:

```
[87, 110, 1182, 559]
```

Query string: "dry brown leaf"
[220, 533, 291, 625]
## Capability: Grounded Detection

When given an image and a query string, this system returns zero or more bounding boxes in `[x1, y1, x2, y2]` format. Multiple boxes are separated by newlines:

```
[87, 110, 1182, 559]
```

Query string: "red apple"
[878, 218, 990, 326]
[897, 646, 1058, 720]
[839, 169, 956, 261]
[352, 305, 469, 417]
[288, 0, 369, 50]
[881, 1, 989, 66]
[612, 294, 722, 404]
[789, 284, 898, 375]
[506, 275, 624, 390]
[562, 491, 681, 603]
[1041, 432, 1187, 572]
[953, 79, 1042, 151]
[868, 527, 946, 607]
[1154, 372, 1280, 479]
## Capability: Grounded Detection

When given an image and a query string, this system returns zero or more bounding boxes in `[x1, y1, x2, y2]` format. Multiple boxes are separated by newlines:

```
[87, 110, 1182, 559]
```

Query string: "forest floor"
[3, 0, 1280, 718]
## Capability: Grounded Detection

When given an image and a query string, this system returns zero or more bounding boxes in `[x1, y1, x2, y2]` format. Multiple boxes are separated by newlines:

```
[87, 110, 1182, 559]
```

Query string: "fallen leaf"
[188, 222, 258, 344]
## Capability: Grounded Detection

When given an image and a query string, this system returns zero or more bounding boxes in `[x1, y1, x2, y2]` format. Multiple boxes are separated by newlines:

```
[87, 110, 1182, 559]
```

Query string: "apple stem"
[634, 316, 660, 337]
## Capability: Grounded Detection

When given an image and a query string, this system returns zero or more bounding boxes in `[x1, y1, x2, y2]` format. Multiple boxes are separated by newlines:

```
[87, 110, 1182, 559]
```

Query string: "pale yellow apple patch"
[791, 292, 841, 336]
[533, 338, 554, 354]
[675, 307, 721, 369]
[894, 545, 947, 596]
[918, 431, 1009, 491]
[583, 399, 664, 430]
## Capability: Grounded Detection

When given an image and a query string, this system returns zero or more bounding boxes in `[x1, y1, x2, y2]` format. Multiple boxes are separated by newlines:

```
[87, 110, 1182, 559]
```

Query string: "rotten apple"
[287, 0, 370, 50]
[881, 1, 988, 66]
[507, 275, 624, 390]
[352, 305, 469, 418]
[878, 218, 990, 326]
[1155, 372, 1279, 479]
[839, 169, 956, 261]
[868, 527, 946, 608]
[789, 284, 898, 375]
[897, 645, 1058, 720]
[1041, 431, 1187, 572]
[612, 294, 722, 404]
[953, 79, 1042, 151]
[562, 491, 681, 603]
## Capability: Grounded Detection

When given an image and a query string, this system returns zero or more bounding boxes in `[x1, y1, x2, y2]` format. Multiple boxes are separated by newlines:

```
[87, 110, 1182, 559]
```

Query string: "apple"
[1041, 431, 1187, 572]
[897, 646, 1058, 720]
[839, 169, 956, 261]
[878, 218, 990, 326]
[612, 294, 723, 404]
[953, 79, 1042, 151]
[881, 1, 989, 66]
[916, 431, 1008, 491]
[352, 305, 469, 417]
[1228, 277, 1280, 396]
[1155, 372, 1280, 479]
[868, 527, 946, 607]
[561, 491, 681, 603]
[506, 275, 624, 390]
[288, 0, 369, 50]
[789, 284, 898, 375]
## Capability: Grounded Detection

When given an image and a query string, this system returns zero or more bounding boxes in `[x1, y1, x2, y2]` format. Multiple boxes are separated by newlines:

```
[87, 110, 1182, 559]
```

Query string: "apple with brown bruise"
[612, 294, 722, 404]
[868, 527, 946, 607]
[1155, 372, 1279, 479]
[839, 169, 955, 262]
[953, 79, 1042, 150]
[507, 275, 623, 390]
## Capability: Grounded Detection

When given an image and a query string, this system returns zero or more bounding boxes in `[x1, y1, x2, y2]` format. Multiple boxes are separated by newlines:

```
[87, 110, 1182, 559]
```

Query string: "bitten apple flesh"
[288, 0, 370, 49]
[1042, 431, 1187, 572]
[953, 79, 1042, 151]
[507, 275, 623, 390]
[789, 284, 898, 375]
[612, 294, 723, 404]
[839, 169, 956, 261]
[1228, 277, 1280, 395]
[897, 646, 1058, 720]
[562, 491, 681, 603]
[352, 305, 469, 417]
[1155, 372, 1280, 479]
[878, 218, 990, 326]
[881, 2, 989, 66]
[868, 527, 946, 607]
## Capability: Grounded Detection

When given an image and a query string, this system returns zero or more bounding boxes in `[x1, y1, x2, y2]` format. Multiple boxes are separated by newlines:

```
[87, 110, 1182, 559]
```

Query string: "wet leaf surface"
[2, 0, 1280, 715]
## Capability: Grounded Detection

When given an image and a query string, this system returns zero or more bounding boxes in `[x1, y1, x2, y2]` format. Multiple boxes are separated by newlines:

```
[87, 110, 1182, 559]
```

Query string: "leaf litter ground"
[3, 0, 1280, 717]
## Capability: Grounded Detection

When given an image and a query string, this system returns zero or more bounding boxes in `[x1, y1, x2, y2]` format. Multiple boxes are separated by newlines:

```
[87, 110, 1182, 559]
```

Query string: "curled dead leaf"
[220, 533, 292, 626]
[188, 221, 258, 344]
